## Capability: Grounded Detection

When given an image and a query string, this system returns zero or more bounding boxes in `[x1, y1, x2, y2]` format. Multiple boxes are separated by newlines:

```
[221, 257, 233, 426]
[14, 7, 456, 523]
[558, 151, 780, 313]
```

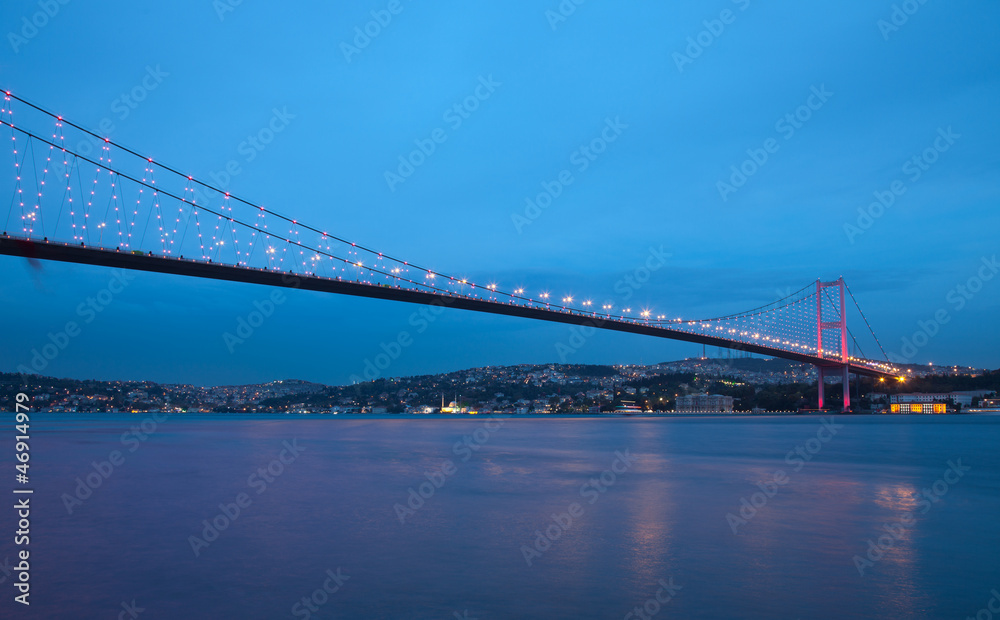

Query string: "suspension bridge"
[0, 91, 900, 410]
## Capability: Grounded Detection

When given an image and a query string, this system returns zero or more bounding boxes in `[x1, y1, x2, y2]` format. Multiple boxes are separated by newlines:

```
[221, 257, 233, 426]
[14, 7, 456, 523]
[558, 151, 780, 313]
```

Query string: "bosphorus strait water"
[2, 414, 998, 619]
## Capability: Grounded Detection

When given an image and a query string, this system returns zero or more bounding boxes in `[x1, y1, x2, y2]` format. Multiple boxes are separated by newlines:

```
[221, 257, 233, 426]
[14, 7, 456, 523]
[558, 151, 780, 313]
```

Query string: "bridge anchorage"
[0, 91, 900, 410]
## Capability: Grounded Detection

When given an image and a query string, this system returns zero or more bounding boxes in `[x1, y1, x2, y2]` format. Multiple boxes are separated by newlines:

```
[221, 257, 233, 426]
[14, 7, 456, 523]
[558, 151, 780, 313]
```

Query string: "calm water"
[2, 413, 998, 619]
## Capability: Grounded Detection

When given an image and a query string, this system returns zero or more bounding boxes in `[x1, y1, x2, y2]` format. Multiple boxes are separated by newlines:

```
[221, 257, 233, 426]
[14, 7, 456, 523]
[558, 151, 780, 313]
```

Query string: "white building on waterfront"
[676, 393, 734, 412]
[889, 391, 991, 407]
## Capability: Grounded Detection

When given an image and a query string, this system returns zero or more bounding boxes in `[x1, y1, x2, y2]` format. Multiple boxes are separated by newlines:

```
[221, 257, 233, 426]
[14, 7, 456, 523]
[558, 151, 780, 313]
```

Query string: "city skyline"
[5, 356, 993, 415]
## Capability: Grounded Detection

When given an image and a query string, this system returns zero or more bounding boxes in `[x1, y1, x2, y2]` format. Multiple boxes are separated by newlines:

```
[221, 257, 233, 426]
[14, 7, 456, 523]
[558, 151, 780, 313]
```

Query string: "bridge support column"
[816, 365, 850, 412]
[842, 365, 850, 412]
[817, 366, 825, 410]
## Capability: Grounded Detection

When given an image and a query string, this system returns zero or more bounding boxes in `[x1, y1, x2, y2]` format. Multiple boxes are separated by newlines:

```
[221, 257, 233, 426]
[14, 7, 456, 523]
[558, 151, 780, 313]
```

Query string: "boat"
[613, 400, 643, 415]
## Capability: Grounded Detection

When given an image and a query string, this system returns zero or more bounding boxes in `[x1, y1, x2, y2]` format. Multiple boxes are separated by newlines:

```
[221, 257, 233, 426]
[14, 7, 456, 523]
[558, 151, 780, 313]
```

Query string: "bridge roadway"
[0, 236, 894, 379]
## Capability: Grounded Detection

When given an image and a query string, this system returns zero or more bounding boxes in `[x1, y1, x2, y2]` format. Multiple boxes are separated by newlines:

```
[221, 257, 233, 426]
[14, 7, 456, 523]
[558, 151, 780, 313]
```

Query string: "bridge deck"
[0, 236, 894, 378]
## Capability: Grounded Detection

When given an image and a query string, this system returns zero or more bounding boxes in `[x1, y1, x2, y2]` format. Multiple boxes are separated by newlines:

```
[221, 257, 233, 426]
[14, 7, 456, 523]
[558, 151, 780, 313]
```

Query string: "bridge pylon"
[815, 277, 850, 412]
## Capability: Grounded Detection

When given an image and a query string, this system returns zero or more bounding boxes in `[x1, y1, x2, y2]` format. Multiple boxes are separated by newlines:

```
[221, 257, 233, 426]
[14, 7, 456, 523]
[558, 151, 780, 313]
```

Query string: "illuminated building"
[889, 402, 947, 414]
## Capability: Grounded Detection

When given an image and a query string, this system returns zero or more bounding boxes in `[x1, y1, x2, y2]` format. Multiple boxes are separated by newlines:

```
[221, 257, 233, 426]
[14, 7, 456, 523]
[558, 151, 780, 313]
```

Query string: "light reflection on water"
[2, 414, 998, 619]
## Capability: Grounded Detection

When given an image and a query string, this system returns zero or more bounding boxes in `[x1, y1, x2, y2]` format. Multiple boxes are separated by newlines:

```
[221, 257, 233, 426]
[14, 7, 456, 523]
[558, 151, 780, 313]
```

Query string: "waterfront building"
[889, 402, 948, 414]
[889, 391, 992, 408]
[676, 393, 734, 412]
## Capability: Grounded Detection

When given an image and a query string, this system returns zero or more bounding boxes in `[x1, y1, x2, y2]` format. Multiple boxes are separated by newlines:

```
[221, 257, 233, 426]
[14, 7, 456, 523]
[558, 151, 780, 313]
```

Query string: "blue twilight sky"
[0, 1, 997, 386]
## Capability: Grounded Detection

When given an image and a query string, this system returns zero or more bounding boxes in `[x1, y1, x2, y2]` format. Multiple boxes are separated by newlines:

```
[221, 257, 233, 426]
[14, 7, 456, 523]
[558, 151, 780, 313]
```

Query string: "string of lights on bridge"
[0, 90, 896, 376]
